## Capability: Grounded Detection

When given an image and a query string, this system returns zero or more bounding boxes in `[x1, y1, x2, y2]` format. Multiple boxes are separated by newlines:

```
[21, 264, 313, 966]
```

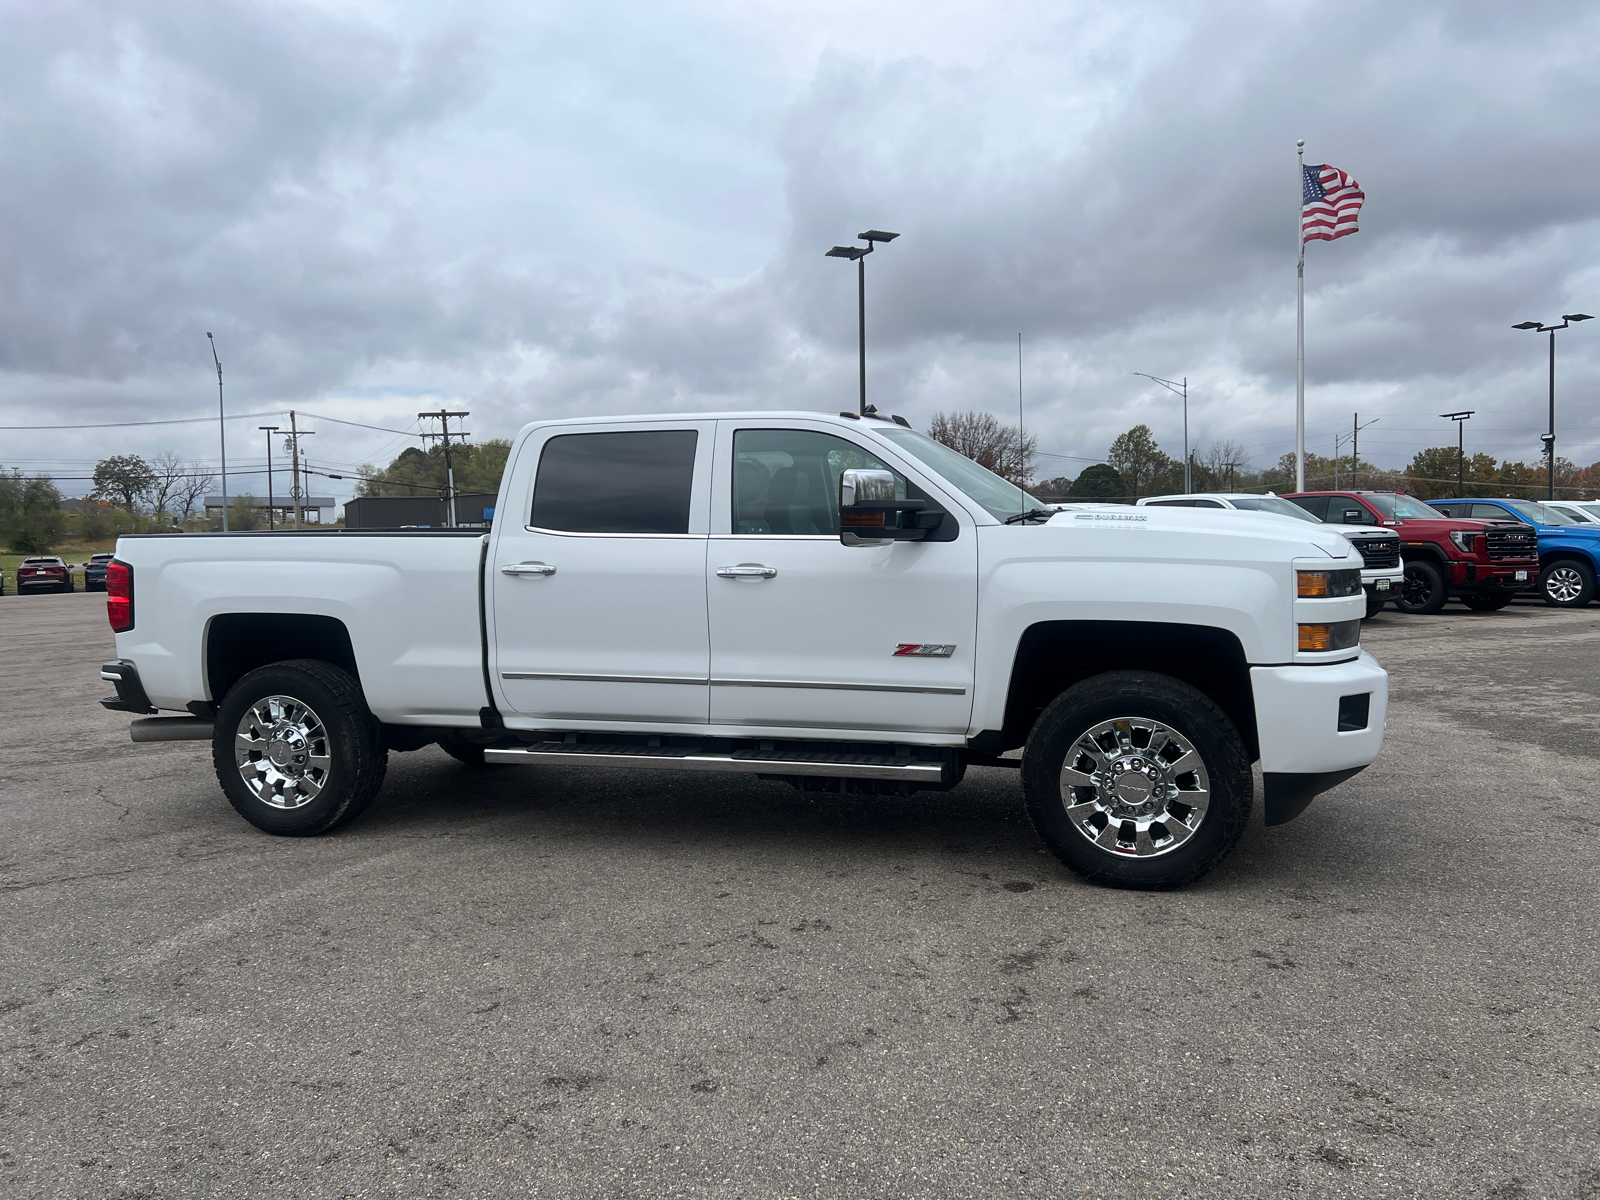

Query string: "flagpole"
[1295, 139, 1306, 492]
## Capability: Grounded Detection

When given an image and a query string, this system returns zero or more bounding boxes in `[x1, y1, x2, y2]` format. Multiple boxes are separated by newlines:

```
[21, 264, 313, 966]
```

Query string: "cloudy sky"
[3, 0, 1598, 504]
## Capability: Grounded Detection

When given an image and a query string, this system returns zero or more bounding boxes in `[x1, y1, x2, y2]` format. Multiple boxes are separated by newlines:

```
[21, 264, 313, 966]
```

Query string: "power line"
[0, 410, 285, 431]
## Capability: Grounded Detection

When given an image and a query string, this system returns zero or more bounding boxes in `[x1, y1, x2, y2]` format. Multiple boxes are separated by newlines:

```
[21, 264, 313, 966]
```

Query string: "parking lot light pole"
[826, 230, 898, 416]
[258, 425, 281, 529]
[1440, 411, 1474, 496]
[1131, 373, 1190, 492]
[1513, 314, 1591, 500]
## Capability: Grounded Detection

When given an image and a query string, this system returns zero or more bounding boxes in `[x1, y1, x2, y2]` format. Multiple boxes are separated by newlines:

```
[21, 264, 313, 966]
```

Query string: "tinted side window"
[1192, 499, 1225, 509]
[1144, 499, 1194, 507]
[733, 429, 905, 536]
[1289, 495, 1329, 520]
[531, 430, 698, 534]
[1472, 504, 1517, 522]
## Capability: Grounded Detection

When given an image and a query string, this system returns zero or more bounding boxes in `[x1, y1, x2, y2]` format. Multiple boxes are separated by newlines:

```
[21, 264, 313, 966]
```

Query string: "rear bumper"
[1251, 648, 1387, 790]
[100, 660, 157, 714]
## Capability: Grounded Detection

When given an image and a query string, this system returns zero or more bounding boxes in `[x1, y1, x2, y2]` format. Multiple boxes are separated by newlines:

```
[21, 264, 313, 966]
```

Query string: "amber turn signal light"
[1298, 620, 1360, 652]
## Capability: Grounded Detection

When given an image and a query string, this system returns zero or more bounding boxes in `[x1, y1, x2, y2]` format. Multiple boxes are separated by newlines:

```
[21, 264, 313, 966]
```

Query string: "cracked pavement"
[1, 592, 1598, 1198]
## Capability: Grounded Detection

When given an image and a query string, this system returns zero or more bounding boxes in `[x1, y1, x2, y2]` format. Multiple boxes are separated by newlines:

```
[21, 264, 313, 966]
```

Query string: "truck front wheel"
[1539, 560, 1596, 608]
[212, 659, 388, 836]
[1394, 559, 1449, 614]
[1021, 671, 1252, 890]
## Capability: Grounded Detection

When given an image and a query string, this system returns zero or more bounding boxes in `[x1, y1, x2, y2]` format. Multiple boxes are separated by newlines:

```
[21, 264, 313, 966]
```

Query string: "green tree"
[1497, 460, 1539, 498]
[1405, 447, 1499, 498]
[357, 439, 512, 498]
[1065, 464, 1128, 502]
[92, 454, 156, 514]
[226, 495, 262, 531]
[1106, 426, 1174, 498]
[0, 469, 66, 552]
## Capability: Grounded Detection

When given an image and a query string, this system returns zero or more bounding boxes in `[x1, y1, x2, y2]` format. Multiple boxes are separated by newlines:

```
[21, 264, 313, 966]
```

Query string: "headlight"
[1298, 620, 1361, 652]
[1449, 530, 1478, 553]
[1297, 569, 1362, 598]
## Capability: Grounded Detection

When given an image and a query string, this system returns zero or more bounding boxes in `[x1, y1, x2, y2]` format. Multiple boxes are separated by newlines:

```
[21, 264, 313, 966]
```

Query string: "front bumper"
[1361, 565, 1402, 597]
[1251, 649, 1388, 824]
[1450, 561, 1537, 593]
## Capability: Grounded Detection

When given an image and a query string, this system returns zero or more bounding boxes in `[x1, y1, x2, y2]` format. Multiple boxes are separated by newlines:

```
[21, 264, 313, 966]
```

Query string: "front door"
[706, 422, 978, 737]
[490, 424, 713, 727]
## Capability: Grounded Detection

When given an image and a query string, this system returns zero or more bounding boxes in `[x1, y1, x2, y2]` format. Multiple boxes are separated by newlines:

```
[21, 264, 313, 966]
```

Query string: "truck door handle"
[716, 564, 778, 579]
[501, 561, 556, 577]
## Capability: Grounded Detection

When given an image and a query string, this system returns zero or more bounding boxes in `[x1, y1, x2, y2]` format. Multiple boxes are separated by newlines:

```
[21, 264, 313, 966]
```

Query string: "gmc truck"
[1285, 490, 1539, 614]
[99, 411, 1388, 890]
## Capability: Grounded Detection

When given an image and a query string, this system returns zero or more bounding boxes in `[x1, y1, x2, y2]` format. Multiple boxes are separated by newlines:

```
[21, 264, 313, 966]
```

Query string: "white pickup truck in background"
[99, 410, 1388, 889]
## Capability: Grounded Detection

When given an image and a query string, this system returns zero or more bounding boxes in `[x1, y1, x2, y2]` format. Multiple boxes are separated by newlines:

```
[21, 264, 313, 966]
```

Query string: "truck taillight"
[106, 561, 133, 632]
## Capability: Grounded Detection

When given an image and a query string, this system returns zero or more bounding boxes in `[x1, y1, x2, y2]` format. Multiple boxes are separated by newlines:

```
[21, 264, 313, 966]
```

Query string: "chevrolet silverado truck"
[1285, 490, 1538, 614]
[98, 411, 1388, 890]
[1431, 498, 1599, 608]
[1134, 492, 1403, 618]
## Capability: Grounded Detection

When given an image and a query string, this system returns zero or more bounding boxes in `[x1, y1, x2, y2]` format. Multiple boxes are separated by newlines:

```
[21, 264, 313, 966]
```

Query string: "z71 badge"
[893, 643, 956, 657]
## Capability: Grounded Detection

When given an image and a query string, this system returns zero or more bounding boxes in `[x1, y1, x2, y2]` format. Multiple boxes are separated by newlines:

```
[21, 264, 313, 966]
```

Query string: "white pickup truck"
[99, 410, 1388, 889]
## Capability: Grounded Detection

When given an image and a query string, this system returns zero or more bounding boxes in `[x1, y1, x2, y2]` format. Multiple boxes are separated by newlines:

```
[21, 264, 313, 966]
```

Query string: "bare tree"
[927, 411, 1037, 486]
[172, 462, 216, 520]
[147, 451, 187, 518]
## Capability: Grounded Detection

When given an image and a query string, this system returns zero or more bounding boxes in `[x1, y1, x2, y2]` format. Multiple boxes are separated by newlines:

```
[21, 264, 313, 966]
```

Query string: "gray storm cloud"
[2, 0, 1597, 495]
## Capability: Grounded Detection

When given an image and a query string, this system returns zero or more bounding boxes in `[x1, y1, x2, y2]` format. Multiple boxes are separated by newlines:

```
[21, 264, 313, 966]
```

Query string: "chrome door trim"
[710, 678, 966, 696]
[502, 671, 710, 686]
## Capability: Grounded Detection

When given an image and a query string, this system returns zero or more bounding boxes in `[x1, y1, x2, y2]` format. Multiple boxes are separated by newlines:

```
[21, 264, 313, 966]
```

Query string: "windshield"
[1364, 493, 1445, 521]
[1230, 496, 1322, 523]
[1499, 498, 1577, 525]
[877, 428, 1045, 520]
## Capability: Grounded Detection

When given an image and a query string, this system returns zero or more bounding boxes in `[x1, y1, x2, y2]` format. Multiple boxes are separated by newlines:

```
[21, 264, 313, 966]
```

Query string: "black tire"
[1021, 671, 1253, 890]
[1365, 592, 1388, 619]
[212, 659, 387, 836]
[1461, 593, 1514, 611]
[1539, 559, 1596, 608]
[1394, 558, 1449, 615]
[59, 579, 74, 593]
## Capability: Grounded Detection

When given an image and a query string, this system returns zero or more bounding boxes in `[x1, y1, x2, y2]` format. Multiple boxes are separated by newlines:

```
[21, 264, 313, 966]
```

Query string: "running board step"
[484, 742, 947, 782]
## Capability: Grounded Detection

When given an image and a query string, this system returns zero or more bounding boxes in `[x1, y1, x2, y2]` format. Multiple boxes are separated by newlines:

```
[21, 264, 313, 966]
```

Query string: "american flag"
[1301, 163, 1364, 243]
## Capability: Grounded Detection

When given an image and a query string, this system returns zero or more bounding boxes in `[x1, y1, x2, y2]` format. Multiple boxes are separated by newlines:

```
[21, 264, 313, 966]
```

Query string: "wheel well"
[1540, 551, 1597, 571]
[1400, 544, 1448, 565]
[206, 613, 359, 702]
[998, 621, 1258, 761]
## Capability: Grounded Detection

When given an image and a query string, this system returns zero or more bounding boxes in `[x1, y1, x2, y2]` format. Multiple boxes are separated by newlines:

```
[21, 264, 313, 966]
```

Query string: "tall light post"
[1440, 411, 1474, 496]
[1513, 314, 1591, 500]
[1131, 373, 1189, 492]
[207, 332, 228, 531]
[826, 230, 899, 416]
[258, 425, 281, 529]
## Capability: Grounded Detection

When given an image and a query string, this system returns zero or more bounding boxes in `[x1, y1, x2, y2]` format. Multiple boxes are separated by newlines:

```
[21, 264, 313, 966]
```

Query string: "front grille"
[1484, 525, 1537, 560]
[1350, 536, 1400, 570]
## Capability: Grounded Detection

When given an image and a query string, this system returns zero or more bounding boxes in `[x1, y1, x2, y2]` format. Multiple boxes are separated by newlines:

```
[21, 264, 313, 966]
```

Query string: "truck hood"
[1045, 506, 1357, 562]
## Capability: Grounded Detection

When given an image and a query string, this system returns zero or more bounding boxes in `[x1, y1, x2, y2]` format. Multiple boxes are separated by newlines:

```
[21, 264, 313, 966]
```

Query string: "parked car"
[1283, 491, 1538, 614]
[84, 552, 114, 592]
[98, 409, 1387, 890]
[1137, 492, 1403, 618]
[1546, 500, 1600, 525]
[1431, 498, 1600, 608]
[18, 556, 73, 593]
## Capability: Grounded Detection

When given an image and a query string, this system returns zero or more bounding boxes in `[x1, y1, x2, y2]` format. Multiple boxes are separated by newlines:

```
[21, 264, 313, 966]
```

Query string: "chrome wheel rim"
[1060, 716, 1210, 859]
[234, 695, 332, 809]
[1546, 566, 1584, 603]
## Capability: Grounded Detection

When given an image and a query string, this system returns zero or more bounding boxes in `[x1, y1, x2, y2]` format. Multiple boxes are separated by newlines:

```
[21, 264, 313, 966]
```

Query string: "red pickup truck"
[1284, 491, 1538, 614]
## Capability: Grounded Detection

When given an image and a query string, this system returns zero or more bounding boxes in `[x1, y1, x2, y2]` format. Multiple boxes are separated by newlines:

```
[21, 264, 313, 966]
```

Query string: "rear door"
[705, 419, 978, 737]
[490, 423, 714, 727]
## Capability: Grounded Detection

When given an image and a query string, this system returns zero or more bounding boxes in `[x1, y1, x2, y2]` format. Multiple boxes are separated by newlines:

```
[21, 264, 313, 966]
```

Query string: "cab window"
[733, 429, 904, 536]
[531, 429, 698, 534]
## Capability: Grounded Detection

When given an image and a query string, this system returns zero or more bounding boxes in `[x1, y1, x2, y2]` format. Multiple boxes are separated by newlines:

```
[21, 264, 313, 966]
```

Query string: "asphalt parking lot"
[2, 593, 1597, 1199]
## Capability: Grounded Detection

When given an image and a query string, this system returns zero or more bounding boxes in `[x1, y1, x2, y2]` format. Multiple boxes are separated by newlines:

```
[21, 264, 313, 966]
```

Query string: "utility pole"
[419, 409, 470, 527]
[208, 334, 230, 531]
[259, 425, 281, 529]
[1350, 413, 1378, 488]
[284, 411, 315, 529]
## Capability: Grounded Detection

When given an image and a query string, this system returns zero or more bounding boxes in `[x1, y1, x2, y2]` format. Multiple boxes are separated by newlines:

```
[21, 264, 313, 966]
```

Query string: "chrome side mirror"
[839, 469, 896, 546]
[838, 468, 939, 546]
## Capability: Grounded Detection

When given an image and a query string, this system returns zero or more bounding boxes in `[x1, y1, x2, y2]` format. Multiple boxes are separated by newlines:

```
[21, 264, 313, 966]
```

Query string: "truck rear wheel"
[1021, 671, 1252, 890]
[1539, 560, 1595, 608]
[1394, 559, 1449, 614]
[212, 659, 387, 836]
